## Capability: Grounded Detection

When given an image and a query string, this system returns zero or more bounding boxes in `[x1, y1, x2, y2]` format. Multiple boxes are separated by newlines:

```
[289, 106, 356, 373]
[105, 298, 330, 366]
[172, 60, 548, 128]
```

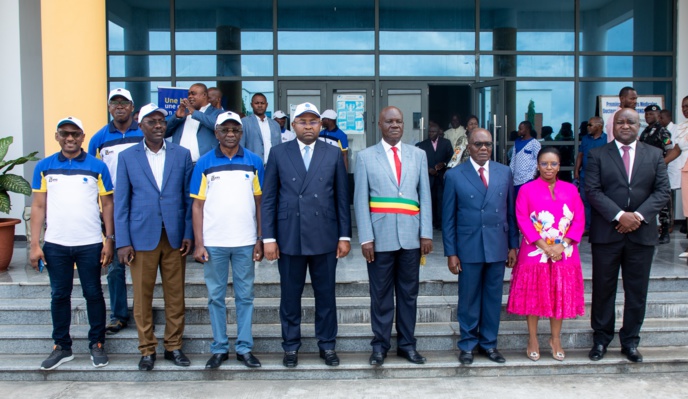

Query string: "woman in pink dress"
[507, 147, 585, 362]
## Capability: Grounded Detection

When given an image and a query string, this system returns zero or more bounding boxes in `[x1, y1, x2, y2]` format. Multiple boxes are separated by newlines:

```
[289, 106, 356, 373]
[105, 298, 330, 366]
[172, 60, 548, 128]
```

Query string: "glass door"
[380, 82, 429, 146]
[472, 79, 506, 164]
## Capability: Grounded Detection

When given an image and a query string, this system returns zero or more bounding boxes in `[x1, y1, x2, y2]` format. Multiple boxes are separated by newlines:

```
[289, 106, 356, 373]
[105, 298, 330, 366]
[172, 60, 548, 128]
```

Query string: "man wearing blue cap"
[262, 102, 351, 368]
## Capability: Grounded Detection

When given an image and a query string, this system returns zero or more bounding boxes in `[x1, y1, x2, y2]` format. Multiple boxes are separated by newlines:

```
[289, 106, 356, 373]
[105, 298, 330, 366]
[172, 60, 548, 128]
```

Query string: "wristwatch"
[105, 235, 116, 241]
[562, 241, 570, 249]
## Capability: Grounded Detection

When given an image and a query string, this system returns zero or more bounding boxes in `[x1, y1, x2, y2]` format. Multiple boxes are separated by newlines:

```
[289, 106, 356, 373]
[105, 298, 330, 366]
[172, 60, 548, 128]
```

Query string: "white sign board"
[598, 95, 665, 129]
[335, 94, 365, 135]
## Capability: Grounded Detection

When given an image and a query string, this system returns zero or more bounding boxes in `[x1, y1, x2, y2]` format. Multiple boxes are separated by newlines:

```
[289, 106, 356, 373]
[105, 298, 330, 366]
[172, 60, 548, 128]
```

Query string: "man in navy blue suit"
[261, 102, 351, 368]
[442, 128, 519, 365]
[115, 103, 194, 371]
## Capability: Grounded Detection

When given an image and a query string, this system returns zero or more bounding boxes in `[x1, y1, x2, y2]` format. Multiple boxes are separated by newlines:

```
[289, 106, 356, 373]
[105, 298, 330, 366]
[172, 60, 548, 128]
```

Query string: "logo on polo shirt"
[245, 174, 250, 180]
[104, 149, 114, 155]
[211, 175, 221, 181]
[48, 177, 58, 183]
[82, 177, 89, 184]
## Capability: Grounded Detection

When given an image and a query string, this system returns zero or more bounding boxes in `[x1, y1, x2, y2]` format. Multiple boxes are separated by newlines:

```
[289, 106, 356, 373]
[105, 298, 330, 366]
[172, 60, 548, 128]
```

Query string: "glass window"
[176, 55, 273, 77]
[109, 56, 171, 78]
[380, 0, 475, 51]
[107, 0, 170, 51]
[579, 0, 673, 52]
[509, 81, 575, 140]
[580, 56, 672, 78]
[483, 55, 574, 78]
[242, 81, 275, 117]
[479, 0, 574, 51]
[380, 55, 475, 77]
[278, 55, 374, 76]
[174, 0, 273, 51]
[108, 81, 171, 109]
[278, 0, 374, 50]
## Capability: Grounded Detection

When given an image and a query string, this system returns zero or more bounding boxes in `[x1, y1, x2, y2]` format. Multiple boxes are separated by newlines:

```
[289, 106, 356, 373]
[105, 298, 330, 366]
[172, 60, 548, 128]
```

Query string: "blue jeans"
[107, 256, 129, 323]
[204, 245, 255, 355]
[43, 241, 106, 350]
[580, 177, 591, 231]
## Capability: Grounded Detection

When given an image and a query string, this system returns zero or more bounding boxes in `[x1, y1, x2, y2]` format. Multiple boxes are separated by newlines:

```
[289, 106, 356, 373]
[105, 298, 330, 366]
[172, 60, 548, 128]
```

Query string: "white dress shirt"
[179, 103, 210, 162]
[143, 140, 166, 191]
[613, 139, 644, 222]
[256, 114, 273, 162]
[469, 157, 490, 185]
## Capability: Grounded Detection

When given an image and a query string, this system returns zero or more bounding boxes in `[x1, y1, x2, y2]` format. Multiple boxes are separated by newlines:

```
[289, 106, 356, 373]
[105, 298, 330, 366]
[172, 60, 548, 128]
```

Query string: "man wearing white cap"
[30, 116, 114, 370]
[262, 102, 351, 368]
[319, 109, 350, 171]
[273, 110, 296, 143]
[165, 83, 221, 162]
[115, 103, 194, 371]
[88, 88, 143, 335]
[191, 111, 265, 369]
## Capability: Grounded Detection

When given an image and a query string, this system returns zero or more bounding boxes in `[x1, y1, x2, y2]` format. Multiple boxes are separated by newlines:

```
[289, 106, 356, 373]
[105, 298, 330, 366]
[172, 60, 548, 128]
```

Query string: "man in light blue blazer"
[115, 103, 194, 371]
[354, 106, 433, 366]
[165, 83, 221, 162]
[239, 93, 281, 165]
[442, 128, 519, 366]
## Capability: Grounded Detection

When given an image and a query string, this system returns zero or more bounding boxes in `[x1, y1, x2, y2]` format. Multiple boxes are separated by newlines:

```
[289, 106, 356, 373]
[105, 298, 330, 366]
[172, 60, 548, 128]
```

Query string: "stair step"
[2, 346, 687, 381]
[1, 319, 686, 355]
[3, 292, 687, 325]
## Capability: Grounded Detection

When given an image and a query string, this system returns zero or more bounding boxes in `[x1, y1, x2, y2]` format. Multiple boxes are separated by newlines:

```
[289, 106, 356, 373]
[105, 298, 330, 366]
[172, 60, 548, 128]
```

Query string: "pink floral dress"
[506, 178, 585, 319]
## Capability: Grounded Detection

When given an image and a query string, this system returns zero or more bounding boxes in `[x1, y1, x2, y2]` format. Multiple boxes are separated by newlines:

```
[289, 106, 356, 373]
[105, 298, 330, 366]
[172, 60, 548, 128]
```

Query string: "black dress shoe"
[164, 349, 191, 367]
[319, 349, 340, 366]
[621, 346, 643, 363]
[396, 349, 426, 364]
[237, 352, 262, 368]
[588, 344, 607, 361]
[283, 351, 298, 368]
[205, 353, 228, 369]
[369, 351, 387, 366]
[458, 350, 474, 365]
[138, 354, 156, 371]
[478, 347, 506, 363]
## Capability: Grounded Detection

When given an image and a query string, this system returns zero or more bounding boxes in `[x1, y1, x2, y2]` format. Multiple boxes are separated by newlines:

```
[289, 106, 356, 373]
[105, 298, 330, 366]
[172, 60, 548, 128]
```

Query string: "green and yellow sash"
[369, 196, 420, 215]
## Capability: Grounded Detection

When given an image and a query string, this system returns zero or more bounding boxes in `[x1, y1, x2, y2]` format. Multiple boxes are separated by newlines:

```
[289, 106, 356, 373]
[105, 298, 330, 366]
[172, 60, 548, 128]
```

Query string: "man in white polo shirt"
[191, 111, 265, 369]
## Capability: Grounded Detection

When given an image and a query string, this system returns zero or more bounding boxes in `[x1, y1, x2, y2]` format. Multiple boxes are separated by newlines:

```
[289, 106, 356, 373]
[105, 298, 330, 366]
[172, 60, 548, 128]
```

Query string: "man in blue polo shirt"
[30, 116, 114, 370]
[320, 109, 350, 171]
[88, 88, 143, 335]
[191, 111, 265, 369]
[574, 116, 607, 234]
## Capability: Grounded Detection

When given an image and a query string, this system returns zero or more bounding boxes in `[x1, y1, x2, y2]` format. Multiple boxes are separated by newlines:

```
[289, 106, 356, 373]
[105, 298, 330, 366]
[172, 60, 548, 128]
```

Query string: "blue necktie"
[303, 145, 311, 171]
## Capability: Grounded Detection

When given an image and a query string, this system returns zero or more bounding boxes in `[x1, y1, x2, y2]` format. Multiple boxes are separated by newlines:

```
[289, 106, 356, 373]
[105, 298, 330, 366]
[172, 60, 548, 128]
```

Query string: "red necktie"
[479, 167, 488, 188]
[391, 147, 401, 185]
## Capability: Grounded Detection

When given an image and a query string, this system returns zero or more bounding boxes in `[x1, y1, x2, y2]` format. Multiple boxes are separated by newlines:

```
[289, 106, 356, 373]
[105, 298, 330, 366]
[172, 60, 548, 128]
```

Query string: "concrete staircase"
[1, 261, 688, 381]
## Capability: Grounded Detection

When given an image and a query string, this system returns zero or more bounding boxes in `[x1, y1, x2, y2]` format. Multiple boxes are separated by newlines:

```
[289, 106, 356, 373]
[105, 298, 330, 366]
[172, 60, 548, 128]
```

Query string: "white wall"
[0, 0, 26, 235]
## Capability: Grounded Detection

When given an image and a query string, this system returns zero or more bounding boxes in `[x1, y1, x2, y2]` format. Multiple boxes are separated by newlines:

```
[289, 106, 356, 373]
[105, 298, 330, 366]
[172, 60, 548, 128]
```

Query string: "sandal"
[549, 337, 565, 361]
[526, 349, 540, 361]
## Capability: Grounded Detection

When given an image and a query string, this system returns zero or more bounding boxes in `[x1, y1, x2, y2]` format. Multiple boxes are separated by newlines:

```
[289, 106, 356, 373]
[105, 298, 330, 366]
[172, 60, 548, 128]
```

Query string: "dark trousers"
[44, 241, 106, 350]
[457, 261, 505, 351]
[278, 251, 338, 351]
[591, 238, 654, 348]
[367, 248, 421, 353]
[430, 178, 444, 228]
[107, 256, 129, 323]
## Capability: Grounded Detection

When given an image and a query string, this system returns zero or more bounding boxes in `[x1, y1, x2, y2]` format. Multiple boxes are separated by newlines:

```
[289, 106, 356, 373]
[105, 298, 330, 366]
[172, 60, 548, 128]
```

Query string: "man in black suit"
[417, 122, 453, 229]
[261, 102, 351, 368]
[585, 108, 670, 363]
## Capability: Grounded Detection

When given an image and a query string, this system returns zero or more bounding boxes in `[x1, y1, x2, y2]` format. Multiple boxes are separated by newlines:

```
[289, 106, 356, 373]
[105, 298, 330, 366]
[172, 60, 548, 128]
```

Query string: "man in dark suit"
[165, 83, 221, 162]
[416, 121, 453, 229]
[261, 102, 351, 368]
[585, 108, 670, 363]
[442, 128, 519, 365]
[115, 103, 194, 371]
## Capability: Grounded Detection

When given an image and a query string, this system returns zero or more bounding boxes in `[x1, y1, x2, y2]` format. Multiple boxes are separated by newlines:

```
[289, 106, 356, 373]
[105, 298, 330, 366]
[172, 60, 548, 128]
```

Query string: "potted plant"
[0, 136, 39, 271]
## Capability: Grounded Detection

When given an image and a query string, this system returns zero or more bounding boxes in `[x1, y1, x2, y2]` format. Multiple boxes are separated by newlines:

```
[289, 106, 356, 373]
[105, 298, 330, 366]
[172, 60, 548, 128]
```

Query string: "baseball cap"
[56, 116, 84, 131]
[215, 111, 243, 128]
[108, 88, 133, 102]
[321, 109, 337, 120]
[293, 102, 320, 118]
[273, 110, 287, 119]
[137, 103, 169, 123]
[644, 104, 661, 112]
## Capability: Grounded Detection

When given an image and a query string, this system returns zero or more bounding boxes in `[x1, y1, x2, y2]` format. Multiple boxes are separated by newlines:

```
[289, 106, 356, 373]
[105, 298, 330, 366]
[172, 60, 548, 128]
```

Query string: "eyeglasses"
[216, 127, 242, 135]
[294, 121, 321, 127]
[471, 141, 493, 148]
[539, 162, 560, 168]
[57, 130, 84, 139]
[142, 120, 167, 127]
[108, 100, 133, 106]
